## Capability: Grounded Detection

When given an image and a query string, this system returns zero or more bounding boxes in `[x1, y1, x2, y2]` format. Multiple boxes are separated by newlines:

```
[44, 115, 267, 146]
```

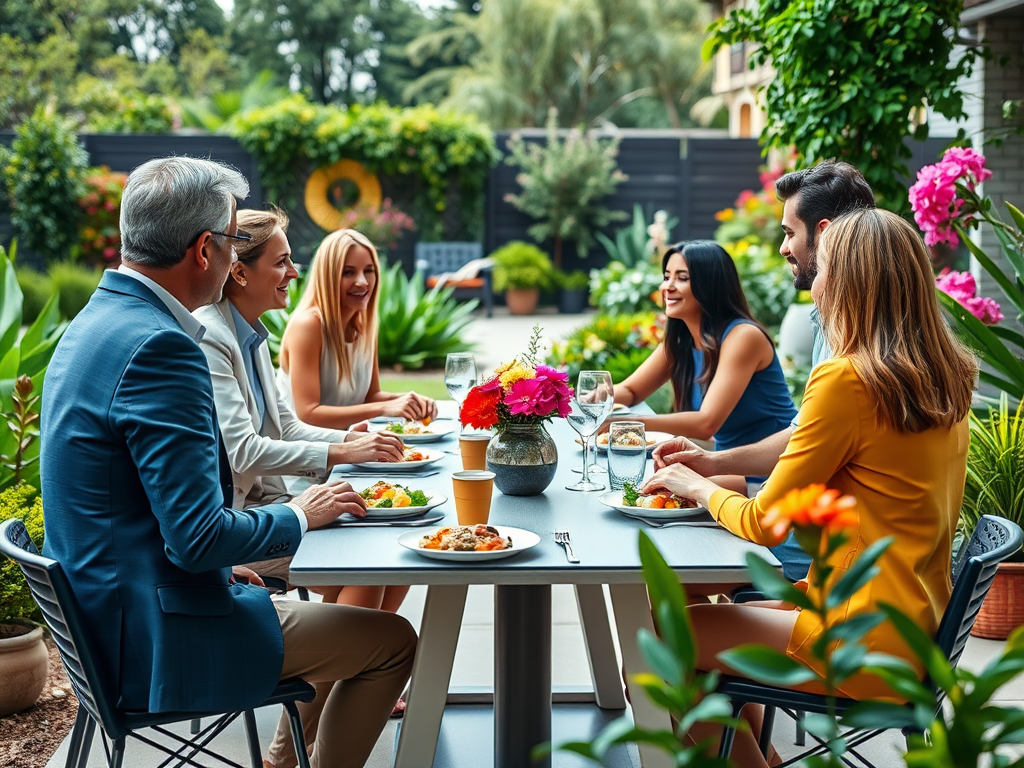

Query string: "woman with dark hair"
[611, 241, 806, 579]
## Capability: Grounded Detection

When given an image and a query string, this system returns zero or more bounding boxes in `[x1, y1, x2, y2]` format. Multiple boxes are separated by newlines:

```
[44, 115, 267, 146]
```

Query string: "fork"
[637, 518, 720, 529]
[554, 530, 580, 564]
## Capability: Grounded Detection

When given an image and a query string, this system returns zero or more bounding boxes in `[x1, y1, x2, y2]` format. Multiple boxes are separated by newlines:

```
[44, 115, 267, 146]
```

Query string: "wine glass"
[445, 353, 478, 431]
[566, 371, 614, 492]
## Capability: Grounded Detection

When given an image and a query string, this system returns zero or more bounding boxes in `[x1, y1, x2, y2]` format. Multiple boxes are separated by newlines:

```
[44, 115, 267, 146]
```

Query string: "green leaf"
[0, 253, 23, 357]
[744, 552, 815, 610]
[639, 531, 694, 671]
[841, 701, 920, 730]
[822, 611, 886, 646]
[637, 629, 684, 687]
[877, 603, 955, 691]
[826, 537, 893, 609]
[717, 644, 820, 686]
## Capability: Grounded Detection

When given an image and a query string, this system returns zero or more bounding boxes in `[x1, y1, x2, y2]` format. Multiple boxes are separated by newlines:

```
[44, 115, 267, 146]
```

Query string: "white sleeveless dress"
[277, 334, 374, 411]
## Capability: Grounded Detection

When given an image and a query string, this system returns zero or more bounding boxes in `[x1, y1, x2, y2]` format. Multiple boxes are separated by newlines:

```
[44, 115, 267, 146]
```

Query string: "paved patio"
[46, 308, 1024, 767]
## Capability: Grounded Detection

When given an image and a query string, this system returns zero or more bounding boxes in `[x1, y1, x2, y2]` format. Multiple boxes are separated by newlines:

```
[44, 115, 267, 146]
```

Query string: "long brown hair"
[283, 228, 380, 384]
[816, 209, 976, 432]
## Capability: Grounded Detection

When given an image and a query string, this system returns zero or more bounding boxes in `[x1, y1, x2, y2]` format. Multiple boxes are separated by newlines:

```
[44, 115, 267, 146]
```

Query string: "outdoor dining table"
[288, 404, 778, 768]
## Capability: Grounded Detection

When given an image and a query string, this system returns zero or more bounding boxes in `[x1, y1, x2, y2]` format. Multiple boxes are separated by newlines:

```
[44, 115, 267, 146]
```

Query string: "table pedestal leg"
[395, 584, 468, 768]
[608, 583, 673, 768]
[495, 584, 551, 768]
[575, 584, 627, 709]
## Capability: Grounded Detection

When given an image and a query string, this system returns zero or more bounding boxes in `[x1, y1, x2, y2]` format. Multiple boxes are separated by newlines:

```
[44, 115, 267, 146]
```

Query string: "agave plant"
[595, 204, 677, 268]
[377, 260, 477, 370]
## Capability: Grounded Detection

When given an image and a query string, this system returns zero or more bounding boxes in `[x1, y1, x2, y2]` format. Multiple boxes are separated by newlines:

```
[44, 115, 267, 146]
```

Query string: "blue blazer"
[41, 271, 302, 714]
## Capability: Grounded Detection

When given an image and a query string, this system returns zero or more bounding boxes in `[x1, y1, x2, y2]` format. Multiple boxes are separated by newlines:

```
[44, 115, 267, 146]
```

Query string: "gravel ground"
[1, 636, 78, 768]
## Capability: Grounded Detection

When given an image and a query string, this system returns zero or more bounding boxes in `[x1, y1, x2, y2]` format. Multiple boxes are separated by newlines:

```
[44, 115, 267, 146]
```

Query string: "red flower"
[460, 386, 501, 430]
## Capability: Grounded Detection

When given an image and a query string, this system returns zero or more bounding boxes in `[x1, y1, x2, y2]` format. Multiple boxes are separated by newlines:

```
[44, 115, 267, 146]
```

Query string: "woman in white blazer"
[195, 208, 414, 726]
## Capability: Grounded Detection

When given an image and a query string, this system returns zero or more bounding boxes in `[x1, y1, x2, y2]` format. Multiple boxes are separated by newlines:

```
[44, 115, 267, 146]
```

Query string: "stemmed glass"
[445, 353, 478, 431]
[566, 371, 614, 492]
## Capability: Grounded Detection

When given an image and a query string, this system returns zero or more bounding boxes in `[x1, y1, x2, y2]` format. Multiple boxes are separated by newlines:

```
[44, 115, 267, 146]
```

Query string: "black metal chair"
[0, 518, 316, 768]
[715, 514, 1024, 767]
[415, 241, 492, 317]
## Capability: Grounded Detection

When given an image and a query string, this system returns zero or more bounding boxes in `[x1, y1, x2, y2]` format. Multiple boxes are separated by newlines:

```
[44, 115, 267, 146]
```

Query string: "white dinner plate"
[577, 430, 675, 453]
[371, 419, 458, 443]
[359, 492, 448, 519]
[397, 525, 541, 562]
[352, 448, 444, 471]
[597, 490, 708, 520]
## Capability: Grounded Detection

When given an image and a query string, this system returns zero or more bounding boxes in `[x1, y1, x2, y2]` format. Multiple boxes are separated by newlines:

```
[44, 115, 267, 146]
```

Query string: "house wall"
[978, 8, 1024, 304]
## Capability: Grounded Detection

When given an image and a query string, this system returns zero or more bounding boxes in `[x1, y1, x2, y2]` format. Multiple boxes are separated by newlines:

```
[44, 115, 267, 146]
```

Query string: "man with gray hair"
[41, 156, 416, 768]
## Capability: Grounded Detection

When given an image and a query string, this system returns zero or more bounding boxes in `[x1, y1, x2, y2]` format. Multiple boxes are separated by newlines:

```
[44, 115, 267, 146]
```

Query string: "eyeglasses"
[190, 229, 253, 246]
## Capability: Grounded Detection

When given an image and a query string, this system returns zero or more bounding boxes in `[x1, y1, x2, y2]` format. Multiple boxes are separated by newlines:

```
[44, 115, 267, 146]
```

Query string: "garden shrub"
[547, 312, 664, 384]
[376, 259, 477, 370]
[0, 483, 43, 623]
[229, 96, 498, 241]
[2, 105, 88, 264]
[15, 267, 53, 325]
[77, 166, 127, 267]
[47, 261, 102, 320]
[588, 260, 663, 315]
[490, 241, 553, 292]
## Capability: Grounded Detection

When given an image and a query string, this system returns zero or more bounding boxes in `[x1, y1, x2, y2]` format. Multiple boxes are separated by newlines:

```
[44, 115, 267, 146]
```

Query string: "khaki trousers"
[267, 599, 417, 768]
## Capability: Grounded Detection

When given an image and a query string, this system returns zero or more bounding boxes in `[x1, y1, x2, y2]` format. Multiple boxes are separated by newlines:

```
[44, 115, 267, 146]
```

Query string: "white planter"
[777, 303, 815, 368]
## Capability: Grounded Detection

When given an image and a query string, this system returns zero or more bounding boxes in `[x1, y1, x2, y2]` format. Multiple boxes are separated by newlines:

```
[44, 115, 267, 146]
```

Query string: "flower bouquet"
[460, 326, 573, 495]
[460, 326, 574, 433]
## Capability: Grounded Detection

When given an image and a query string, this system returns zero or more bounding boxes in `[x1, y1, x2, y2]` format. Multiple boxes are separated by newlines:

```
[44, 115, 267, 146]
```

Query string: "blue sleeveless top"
[689, 319, 798, 454]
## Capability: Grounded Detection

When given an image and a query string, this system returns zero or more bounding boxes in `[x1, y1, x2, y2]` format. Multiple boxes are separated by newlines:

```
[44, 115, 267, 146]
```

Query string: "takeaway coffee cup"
[459, 434, 491, 471]
[452, 470, 495, 525]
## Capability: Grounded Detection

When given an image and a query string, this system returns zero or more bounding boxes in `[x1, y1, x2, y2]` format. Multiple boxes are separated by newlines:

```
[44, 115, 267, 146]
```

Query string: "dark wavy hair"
[662, 241, 766, 411]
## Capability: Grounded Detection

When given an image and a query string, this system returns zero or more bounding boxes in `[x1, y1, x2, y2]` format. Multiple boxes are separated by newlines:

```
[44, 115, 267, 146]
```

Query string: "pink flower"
[941, 147, 991, 187]
[935, 269, 1003, 325]
[505, 379, 546, 416]
[909, 164, 963, 247]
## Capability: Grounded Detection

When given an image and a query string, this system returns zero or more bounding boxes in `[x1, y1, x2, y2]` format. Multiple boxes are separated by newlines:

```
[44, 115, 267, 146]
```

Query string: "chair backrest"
[414, 242, 483, 275]
[0, 518, 127, 739]
[936, 514, 1023, 670]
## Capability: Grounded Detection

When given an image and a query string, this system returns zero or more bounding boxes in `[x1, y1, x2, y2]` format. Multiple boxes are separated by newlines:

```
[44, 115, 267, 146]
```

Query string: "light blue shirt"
[789, 305, 833, 430]
[228, 302, 269, 433]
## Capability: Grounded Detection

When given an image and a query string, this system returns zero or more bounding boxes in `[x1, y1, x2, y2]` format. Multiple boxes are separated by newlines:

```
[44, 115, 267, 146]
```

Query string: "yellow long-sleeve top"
[709, 357, 969, 699]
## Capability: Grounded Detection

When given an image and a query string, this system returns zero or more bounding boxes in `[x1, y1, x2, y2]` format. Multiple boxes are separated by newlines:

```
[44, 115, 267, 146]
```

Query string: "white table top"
[289, 407, 777, 587]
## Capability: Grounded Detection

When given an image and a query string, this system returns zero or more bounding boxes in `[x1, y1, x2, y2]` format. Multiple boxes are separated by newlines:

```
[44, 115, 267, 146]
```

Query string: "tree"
[706, 0, 981, 209]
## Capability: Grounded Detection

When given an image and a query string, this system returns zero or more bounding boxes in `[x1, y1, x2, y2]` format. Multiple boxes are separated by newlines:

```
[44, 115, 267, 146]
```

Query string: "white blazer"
[194, 299, 349, 508]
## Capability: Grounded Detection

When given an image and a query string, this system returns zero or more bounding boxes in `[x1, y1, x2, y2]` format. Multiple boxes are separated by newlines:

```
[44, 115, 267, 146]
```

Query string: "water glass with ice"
[607, 422, 648, 491]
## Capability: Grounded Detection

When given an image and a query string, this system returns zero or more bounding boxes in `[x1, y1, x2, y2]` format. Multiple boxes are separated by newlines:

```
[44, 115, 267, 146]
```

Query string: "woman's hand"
[643, 463, 721, 509]
[380, 392, 437, 421]
[652, 436, 717, 473]
[349, 420, 370, 432]
[334, 433, 405, 464]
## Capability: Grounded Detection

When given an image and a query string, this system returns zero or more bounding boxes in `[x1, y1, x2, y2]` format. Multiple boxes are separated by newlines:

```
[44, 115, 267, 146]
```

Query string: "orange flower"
[761, 484, 858, 540]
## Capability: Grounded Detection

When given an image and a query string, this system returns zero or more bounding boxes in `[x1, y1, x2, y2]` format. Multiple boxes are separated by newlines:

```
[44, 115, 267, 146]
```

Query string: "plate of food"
[597, 482, 707, 520]
[358, 481, 447, 519]
[351, 446, 444, 471]
[577, 430, 674, 453]
[397, 525, 541, 562]
[374, 418, 458, 443]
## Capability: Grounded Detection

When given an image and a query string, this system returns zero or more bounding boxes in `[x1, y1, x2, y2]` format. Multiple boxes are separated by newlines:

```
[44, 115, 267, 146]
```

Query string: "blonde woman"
[278, 229, 437, 429]
[645, 209, 977, 766]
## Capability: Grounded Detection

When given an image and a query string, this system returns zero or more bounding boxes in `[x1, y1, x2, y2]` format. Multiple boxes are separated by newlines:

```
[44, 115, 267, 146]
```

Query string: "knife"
[330, 513, 445, 528]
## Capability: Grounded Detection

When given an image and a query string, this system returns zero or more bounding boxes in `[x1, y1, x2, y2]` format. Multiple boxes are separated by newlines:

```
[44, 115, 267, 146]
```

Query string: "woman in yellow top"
[644, 208, 977, 767]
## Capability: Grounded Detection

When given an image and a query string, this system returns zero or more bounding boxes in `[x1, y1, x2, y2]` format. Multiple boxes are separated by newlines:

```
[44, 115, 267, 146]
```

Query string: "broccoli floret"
[622, 482, 640, 507]
[385, 422, 404, 434]
[375, 498, 393, 509]
[408, 490, 429, 506]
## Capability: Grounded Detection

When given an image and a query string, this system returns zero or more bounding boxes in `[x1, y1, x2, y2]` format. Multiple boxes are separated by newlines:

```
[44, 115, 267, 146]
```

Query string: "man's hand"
[652, 436, 718, 473]
[292, 481, 369, 529]
[231, 565, 264, 587]
[349, 420, 370, 433]
[333, 432, 405, 464]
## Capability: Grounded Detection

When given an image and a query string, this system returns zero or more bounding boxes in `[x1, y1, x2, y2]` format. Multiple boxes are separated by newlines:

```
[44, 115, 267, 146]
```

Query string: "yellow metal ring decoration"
[304, 160, 383, 231]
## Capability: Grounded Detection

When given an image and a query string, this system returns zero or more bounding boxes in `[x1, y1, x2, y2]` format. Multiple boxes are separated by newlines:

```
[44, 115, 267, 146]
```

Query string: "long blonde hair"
[284, 228, 380, 383]
[817, 208, 977, 433]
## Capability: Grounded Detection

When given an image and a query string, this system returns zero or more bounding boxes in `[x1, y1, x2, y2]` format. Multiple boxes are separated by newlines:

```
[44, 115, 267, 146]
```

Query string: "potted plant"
[959, 395, 1024, 639]
[554, 270, 590, 314]
[489, 241, 553, 315]
[0, 482, 48, 716]
[503, 108, 627, 271]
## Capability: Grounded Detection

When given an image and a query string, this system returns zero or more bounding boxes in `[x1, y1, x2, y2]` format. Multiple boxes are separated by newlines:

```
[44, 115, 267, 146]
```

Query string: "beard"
[792, 232, 817, 291]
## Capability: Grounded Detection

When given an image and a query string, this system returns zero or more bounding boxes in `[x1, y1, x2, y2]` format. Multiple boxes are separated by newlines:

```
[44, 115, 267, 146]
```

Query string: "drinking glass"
[566, 371, 614, 492]
[444, 353, 478, 404]
[607, 422, 648, 491]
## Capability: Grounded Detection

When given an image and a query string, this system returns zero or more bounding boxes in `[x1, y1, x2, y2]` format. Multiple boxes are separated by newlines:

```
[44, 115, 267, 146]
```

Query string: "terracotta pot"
[972, 561, 1024, 640]
[0, 620, 48, 716]
[504, 288, 540, 315]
